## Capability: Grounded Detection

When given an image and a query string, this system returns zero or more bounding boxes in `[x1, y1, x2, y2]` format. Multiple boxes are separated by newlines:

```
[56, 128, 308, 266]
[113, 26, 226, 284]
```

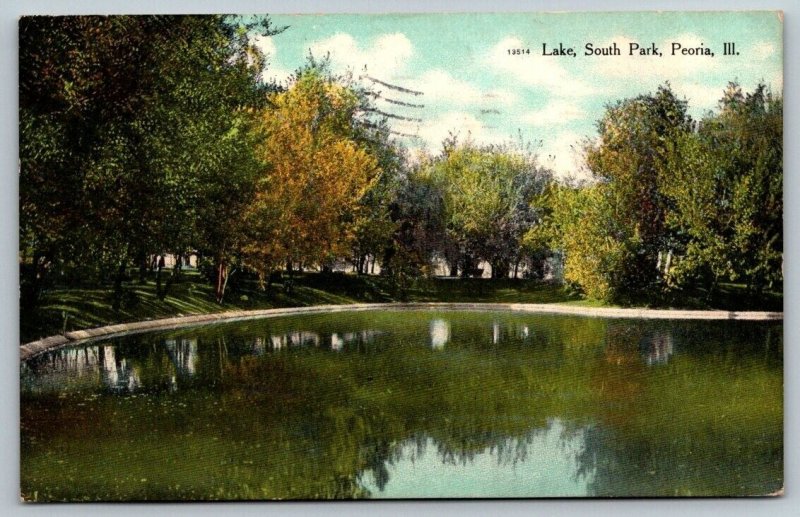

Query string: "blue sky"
[254, 12, 782, 178]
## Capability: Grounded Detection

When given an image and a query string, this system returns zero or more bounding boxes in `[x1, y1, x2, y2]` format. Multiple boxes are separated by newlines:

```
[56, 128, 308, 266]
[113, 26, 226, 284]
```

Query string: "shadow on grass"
[19, 271, 781, 344]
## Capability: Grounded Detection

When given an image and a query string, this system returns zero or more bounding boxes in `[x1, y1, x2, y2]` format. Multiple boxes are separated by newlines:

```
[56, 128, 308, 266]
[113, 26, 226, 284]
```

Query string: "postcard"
[19, 11, 783, 500]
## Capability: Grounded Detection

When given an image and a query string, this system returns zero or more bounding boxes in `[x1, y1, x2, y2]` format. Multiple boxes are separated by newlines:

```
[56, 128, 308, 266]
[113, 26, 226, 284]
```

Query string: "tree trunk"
[22, 250, 48, 311]
[159, 257, 182, 301]
[137, 252, 148, 284]
[112, 258, 128, 311]
[215, 260, 228, 304]
[448, 259, 459, 278]
[460, 254, 472, 279]
[381, 244, 395, 277]
[491, 259, 509, 279]
[174, 255, 183, 283]
[156, 255, 165, 297]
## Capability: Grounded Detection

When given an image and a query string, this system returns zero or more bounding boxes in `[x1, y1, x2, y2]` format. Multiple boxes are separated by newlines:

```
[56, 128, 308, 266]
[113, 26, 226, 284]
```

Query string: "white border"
[3, 2, 795, 516]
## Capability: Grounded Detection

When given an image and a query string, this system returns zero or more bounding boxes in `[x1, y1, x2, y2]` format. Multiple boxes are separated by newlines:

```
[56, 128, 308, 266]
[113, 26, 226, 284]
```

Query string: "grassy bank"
[20, 270, 782, 344]
[20, 271, 579, 343]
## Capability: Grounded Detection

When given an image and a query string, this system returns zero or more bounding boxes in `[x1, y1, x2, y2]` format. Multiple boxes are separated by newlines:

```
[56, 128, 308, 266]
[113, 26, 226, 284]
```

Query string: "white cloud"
[481, 89, 519, 106]
[522, 100, 585, 126]
[411, 111, 507, 151]
[753, 41, 777, 59]
[541, 130, 589, 181]
[671, 82, 723, 113]
[251, 35, 292, 84]
[767, 70, 784, 93]
[488, 37, 595, 97]
[411, 69, 482, 104]
[388, 69, 518, 109]
[252, 34, 276, 58]
[309, 32, 414, 80]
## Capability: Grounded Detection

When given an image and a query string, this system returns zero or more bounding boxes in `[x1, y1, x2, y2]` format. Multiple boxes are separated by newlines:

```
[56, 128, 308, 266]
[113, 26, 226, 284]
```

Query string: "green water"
[20, 310, 783, 500]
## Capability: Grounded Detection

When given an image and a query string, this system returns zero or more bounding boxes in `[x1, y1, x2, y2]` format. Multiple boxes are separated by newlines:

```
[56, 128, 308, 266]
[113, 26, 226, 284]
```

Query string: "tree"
[426, 140, 551, 278]
[546, 183, 629, 300]
[384, 157, 449, 279]
[567, 84, 692, 301]
[347, 91, 407, 276]
[19, 15, 281, 306]
[241, 67, 381, 284]
[662, 82, 782, 294]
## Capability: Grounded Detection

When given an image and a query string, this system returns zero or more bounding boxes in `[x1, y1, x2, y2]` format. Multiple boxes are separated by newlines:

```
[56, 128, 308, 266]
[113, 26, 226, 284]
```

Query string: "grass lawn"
[20, 270, 782, 344]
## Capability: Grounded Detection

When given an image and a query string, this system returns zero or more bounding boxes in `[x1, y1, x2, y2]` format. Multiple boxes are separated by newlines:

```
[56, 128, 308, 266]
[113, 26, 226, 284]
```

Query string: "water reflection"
[640, 332, 674, 365]
[165, 338, 198, 376]
[430, 319, 450, 349]
[20, 312, 783, 500]
[359, 419, 594, 498]
[22, 345, 142, 393]
[331, 333, 344, 351]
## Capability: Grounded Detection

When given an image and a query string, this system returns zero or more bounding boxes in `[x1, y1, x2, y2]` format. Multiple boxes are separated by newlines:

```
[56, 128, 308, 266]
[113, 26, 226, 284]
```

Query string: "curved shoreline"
[19, 302, 783, 362]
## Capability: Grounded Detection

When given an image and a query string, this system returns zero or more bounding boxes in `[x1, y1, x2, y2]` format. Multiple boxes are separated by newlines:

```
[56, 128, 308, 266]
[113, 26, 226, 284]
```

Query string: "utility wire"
[364, 90, 425, 108]
[361, 75, 424, 96]
[383, 97, 425, 109]
[363, 107, 423, 123]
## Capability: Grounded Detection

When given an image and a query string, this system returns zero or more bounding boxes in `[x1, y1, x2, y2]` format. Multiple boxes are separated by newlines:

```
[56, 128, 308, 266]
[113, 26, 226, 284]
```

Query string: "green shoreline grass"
[20, 270, 782, 344]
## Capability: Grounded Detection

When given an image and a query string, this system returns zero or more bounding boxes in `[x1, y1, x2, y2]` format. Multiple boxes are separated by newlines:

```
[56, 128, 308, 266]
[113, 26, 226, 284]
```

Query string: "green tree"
[426, 141, 551, 278]
[662, 82, 782, 294]
[19, 15, 280, 306]
[567, 84, 692, 301]
[540, 183, 628, 300]
[384, 157, 449, 280]
[347, 92, 407, 276]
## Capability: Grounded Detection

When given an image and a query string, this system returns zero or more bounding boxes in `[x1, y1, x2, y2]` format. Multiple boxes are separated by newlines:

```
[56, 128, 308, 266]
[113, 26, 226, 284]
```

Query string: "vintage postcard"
[19, 11, 783, 500]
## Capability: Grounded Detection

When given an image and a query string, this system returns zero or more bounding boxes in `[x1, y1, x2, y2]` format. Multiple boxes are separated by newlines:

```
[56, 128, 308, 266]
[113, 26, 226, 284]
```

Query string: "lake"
[20, 310, 783, 500]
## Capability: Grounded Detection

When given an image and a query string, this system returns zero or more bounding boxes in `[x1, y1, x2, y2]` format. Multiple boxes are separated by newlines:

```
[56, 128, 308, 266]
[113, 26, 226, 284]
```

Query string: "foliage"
[662, 82, 783, 293]
[425, 140, 552, 278]
[545, 184, 629, 300]
[18, 16, 782, 314]
[241, 68, 381, 282]
[19, 15, 281, 306]
[549, 83, 782, 302]
[385, 159, 449, 278]
[577, 85, 693, 300]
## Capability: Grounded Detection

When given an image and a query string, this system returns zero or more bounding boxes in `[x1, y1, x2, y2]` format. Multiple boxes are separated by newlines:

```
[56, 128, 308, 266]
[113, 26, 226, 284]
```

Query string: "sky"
[256, 11, 782, 178]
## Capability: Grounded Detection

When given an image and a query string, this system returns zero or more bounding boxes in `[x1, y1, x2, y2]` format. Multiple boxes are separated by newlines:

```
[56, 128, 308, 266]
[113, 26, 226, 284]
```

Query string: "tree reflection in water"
[21, 311, 782, 500]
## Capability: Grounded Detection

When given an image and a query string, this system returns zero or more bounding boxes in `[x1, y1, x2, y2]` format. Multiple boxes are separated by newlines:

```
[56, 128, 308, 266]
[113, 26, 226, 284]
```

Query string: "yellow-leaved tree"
[243, 69, 380, 283]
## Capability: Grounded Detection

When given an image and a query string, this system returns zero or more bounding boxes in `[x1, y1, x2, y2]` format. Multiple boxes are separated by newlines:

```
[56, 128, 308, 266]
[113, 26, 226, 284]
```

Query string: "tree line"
[19, 15, 783, 310]
[535, 83, 782, 302]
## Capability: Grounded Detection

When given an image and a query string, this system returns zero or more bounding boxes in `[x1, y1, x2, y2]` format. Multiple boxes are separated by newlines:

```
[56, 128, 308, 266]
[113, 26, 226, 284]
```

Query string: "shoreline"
[19, 302, 784, 362]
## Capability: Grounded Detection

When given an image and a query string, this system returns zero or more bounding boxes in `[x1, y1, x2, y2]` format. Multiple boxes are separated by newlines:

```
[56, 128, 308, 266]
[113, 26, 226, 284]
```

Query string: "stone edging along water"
[19, 302, 783, 362]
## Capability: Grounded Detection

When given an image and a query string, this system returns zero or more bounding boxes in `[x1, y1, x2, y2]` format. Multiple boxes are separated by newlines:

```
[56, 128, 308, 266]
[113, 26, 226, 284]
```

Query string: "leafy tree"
[539, 183, 628, 300]
[347, 92, 407, 276]
[662, 82, 782, 294]
[242, 67, 381, 284]
[426, 141, 551, 278]
[568, 84, 692, 301]
[384, 158, 449, 279]
[19, 15, 281, 306]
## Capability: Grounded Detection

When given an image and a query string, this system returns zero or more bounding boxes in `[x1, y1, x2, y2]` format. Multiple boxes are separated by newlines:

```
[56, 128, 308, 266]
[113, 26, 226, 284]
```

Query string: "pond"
[20, 310, 783, 500]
